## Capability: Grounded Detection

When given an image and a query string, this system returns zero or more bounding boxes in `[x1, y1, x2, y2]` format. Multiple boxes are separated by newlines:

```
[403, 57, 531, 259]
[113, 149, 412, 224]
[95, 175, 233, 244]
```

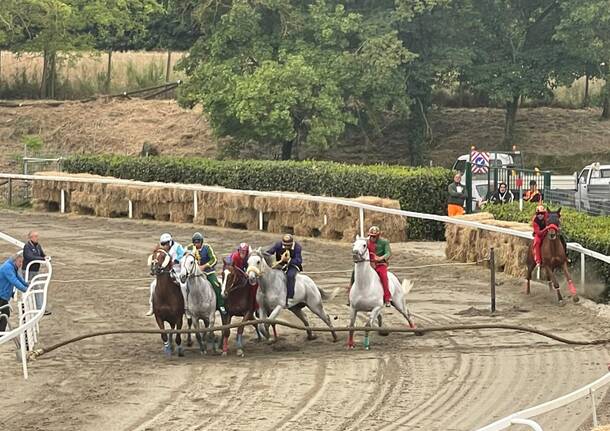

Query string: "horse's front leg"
[267, 304, 283, 342]
[186, 316, 193, 347]
[562, 261, 579, 302]
[176, 316, 184, 357]
[364, 306, 383, 350]
[235, 312, 250, 357]
[221, 314, 231, 357]
[347, 307, 357, 350]
[155, 316, 171, 356]
[207, 311, 217, 354]
[544, 266, 564, 305]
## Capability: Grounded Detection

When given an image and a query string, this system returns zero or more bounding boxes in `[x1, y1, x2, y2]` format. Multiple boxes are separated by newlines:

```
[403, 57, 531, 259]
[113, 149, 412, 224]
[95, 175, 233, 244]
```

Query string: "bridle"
[352, 240, 370, 264]
[148, 249, 172, 276]
[224, 266, 250, 295]
[181, 251, 204, 280]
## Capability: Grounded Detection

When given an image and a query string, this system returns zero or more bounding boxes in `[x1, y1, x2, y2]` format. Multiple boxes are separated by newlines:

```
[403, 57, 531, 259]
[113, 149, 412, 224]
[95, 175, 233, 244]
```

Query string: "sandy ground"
[1, 210, 610, 431]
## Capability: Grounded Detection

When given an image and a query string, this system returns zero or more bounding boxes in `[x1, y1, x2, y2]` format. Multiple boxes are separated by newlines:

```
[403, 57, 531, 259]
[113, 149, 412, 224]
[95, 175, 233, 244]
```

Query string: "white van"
[575, 163, 610, 214]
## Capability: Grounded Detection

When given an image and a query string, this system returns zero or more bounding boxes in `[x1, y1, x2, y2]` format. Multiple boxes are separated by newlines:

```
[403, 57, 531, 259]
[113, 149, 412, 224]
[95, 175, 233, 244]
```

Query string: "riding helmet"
[368, 226, 381, 236]
[536, 205, 545, 214]
[239, 242, 249, 252]
[192, 232, 204, 243]
[160, 233, 172, 244]
[282, 234, 294, 246]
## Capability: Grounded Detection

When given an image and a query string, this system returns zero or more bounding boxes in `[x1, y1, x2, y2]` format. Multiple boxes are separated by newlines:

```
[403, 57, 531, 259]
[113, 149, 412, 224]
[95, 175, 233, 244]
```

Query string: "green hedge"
[485, 203, 610, 298]
[62, 155, 454, 239]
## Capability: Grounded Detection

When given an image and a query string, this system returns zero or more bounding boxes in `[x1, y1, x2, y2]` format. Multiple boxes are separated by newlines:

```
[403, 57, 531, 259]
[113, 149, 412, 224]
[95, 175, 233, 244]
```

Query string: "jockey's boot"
[384, 301, 391, 307]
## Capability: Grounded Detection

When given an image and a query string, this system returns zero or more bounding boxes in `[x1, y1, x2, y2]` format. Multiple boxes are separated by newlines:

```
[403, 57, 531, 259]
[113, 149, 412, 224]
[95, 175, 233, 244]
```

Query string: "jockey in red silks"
[225, 242, 258, 309]
[532, 205, 548, 266]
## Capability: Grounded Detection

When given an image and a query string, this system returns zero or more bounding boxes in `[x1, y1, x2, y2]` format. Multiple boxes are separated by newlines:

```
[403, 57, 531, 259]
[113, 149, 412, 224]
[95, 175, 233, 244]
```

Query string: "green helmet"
[192, 232, 204, 243]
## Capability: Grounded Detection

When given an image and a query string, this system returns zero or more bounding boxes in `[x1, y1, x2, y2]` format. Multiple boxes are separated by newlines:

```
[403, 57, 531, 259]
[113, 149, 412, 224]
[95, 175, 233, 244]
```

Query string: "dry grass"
[0, 50, 186, 98]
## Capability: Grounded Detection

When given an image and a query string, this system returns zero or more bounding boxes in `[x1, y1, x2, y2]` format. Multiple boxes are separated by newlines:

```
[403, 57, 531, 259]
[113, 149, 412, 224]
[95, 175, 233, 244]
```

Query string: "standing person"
[22, 231, 50, 314]
[0, 252, 29, 334]
[266, 234, 303, 307]
[448, 173, 467, 216]
[489, 182, 514, 204]
[524, 180, 543, 203]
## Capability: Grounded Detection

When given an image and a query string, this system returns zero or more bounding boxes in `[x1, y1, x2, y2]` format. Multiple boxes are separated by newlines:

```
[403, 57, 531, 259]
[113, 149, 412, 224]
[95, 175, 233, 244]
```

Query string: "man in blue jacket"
[0, 252, 29, 334]
[266, 234, 303, 307]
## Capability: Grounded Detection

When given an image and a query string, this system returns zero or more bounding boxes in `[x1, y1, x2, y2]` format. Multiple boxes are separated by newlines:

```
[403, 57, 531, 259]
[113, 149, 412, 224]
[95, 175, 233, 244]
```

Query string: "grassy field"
[0, 51, 186, 99]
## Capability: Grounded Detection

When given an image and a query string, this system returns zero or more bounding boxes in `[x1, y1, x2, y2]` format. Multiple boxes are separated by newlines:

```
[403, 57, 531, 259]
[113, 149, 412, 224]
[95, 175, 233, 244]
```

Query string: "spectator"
[22, 231, 50, 314]
[489, 182, 514, 204]
[0, 252, 29, 334]
[448, 173, 467, 217]
[524, 180, 543, 203]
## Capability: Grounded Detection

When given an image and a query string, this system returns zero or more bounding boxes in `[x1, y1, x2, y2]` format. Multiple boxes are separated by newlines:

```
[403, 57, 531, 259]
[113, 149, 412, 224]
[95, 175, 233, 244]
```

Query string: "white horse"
[179, 250, 218, 354]
[349, 237, 415, 349]
[247, 249, 338, 342]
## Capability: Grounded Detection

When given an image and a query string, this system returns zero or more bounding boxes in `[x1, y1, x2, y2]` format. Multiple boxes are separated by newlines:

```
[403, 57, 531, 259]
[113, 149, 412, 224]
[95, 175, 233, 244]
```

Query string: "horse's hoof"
[177, 347, 185, 357]
[332, 336, 339, 343]
[379, 330, 390, 337]
[187, 340, 193, 347]
[237, 349, 245, 357]
[364, 345, 370, 351]
[347, 344, 355, 350]
[221, 351, 228, 357]
[558, 299, 566, 307]
[307, 334, 318, 341]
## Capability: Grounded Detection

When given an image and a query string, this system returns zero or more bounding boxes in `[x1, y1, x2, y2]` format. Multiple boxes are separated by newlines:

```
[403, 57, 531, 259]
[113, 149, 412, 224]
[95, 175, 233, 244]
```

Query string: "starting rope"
[28, 319, 610, 360]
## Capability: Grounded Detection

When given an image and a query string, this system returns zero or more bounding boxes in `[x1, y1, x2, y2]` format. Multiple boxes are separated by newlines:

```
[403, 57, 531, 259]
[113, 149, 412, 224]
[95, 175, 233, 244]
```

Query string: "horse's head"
[179, 250, 198, 283]
[352, 236, 369, 263]
[148, 248, 171, 276]
[246, 252, 264, 284]
[222, 265, 248, 298]
[546, 207, 562, 240]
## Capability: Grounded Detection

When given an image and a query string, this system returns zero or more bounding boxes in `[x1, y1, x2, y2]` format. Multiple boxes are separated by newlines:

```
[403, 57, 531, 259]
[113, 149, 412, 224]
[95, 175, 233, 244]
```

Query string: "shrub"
[62, 155, 454, 239]
[485, 202, 610, 297]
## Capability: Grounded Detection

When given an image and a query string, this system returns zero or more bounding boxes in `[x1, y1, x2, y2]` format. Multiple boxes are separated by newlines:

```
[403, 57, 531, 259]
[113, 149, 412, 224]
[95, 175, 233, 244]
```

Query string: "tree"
[82, 0, 160, 93]
[458, 0, 565, 148]
[178, 0, 416, 160]
[554, 0, 610, 118]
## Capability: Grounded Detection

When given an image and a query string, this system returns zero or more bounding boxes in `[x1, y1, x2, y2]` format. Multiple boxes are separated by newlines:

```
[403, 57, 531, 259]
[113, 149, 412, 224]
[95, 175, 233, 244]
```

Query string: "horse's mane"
[251, 248, 274, 267]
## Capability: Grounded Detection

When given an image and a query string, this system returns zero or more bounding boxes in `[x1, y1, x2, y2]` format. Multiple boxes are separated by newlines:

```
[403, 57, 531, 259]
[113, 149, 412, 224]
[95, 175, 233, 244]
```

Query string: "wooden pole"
[106, 51, 113, 94]
[165, 50, 172, 83]
[490, 247, 496, 313]
[7, 178, 12, 206]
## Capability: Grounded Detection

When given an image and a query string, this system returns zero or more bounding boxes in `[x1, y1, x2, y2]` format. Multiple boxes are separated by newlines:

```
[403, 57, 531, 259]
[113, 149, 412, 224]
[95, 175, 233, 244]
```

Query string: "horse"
[246, 249, 338, 342]
[349, 237, 416, 350]
[526, 208, 579, 305]
[147, 247, 185, 357]
[219, 264, 262, 357]
[179, 250, 218, 355]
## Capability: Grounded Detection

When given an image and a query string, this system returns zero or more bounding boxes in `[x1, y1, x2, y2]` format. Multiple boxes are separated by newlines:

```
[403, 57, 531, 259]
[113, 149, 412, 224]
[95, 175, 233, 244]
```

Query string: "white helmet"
[159, 233, 172, 244]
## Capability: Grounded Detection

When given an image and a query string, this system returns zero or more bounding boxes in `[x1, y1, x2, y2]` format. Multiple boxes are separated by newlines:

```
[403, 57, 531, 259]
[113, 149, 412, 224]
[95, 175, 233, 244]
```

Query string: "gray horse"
[247, 249, 338, 342]
[179, 250, 218, 354]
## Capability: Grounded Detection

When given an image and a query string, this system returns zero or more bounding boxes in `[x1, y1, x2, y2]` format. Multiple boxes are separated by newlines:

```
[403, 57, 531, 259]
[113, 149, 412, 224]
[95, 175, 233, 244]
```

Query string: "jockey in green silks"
[189, 232, 226, 314]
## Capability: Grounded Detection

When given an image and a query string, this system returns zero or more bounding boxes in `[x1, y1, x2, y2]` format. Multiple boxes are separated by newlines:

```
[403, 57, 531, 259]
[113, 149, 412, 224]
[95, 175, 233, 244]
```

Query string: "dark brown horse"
[149, 247, 185, 356]
[220, 265, 262, 357]
[526, 208, 579, 305]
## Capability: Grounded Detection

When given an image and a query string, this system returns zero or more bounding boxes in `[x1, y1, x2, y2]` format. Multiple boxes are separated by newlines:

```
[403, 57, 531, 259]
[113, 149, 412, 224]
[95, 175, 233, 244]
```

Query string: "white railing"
[0, 230, 52, 379]
[477, 372, 610, 430]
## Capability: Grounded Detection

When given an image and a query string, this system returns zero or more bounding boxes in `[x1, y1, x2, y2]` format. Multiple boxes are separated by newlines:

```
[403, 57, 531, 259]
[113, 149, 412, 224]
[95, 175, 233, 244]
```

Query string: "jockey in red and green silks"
[367, 226, 392, 306]
[191, 232, 226, 314]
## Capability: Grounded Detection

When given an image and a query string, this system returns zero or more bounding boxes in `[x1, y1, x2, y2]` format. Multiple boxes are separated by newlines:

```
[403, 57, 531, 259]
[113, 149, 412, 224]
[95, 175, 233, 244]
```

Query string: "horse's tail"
[317, 285, 329, 300]
[401, 279, 414, 296]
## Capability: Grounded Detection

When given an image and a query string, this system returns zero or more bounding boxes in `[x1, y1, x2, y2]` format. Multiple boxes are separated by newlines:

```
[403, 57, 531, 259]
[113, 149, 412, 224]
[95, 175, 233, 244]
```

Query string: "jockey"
[367, 226, 392, 307]
[146, 233, 185, 316]
[532, 205, 547, 266]
[190, 232, 226, 315]
[227, 242, 250, 272]
[266, 234, 302, 307]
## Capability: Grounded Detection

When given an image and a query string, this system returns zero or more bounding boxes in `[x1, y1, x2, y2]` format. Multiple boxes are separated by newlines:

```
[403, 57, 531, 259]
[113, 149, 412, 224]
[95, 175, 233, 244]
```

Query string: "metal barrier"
[0, 230, 52, 379]
[477, 371, 610, 430]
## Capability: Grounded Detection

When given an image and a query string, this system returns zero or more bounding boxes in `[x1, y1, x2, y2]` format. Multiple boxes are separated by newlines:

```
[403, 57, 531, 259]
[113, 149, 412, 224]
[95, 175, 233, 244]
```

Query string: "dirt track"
[1, 210, 610, 431]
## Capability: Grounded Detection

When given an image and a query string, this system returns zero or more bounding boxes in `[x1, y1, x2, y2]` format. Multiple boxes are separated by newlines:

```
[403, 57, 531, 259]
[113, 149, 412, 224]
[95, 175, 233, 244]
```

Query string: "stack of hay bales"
[445, 212, 532, 278]
[31, 172, 407, 243]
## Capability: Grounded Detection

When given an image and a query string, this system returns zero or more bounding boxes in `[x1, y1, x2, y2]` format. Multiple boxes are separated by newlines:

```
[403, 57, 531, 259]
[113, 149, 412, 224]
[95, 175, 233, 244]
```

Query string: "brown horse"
[220, 265, 262, 357]
[148, 247, 185, 356]
[526, 208, 579, 305]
